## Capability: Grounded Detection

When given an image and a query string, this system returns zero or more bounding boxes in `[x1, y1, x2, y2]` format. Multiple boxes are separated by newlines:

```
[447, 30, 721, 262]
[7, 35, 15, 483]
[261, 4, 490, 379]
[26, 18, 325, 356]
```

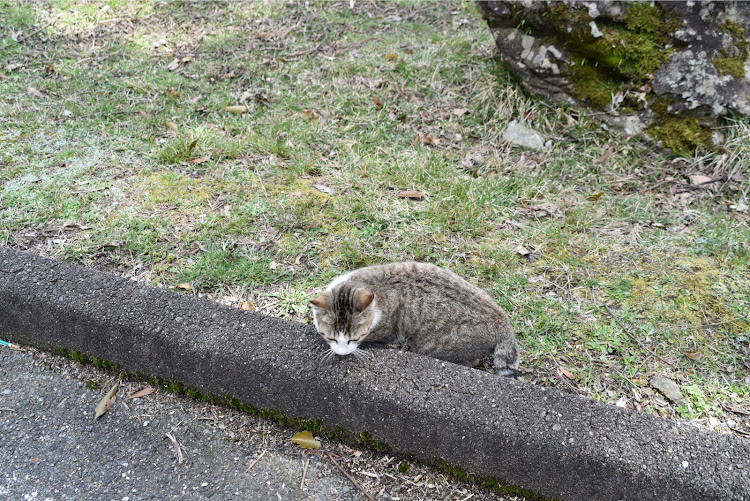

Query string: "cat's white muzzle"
[329, 339, 358, 356]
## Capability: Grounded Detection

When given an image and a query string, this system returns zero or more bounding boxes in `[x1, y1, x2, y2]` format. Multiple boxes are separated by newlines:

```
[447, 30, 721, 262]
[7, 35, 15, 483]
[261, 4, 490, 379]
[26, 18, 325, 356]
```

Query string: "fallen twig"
[721, 402, 750, 416]
[245, 449, 267, 472]
[640, 177, 676, 193]
[325, 451, 377, 501]
[164, 432, 184, 464]
[602, 304, 679, 369]
[1, 17, 57, 51]
[300, 455, 310, 490]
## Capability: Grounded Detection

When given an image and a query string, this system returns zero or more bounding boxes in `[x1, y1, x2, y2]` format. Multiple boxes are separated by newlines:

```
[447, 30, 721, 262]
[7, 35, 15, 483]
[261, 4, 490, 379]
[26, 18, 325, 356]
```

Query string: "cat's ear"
[354, 290, 374, 312]
[310, 292, 332, 310]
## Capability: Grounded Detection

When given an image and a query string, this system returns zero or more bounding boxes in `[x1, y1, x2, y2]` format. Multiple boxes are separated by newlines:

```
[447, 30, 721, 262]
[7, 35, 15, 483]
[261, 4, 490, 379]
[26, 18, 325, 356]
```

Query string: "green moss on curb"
[33, 344, 550, 499]
[430, 458, 555, 500]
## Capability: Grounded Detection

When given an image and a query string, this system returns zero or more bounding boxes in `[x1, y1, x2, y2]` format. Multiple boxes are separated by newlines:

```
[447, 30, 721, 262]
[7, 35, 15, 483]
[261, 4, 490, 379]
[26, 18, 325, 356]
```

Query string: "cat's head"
[310, 284, 378, 356]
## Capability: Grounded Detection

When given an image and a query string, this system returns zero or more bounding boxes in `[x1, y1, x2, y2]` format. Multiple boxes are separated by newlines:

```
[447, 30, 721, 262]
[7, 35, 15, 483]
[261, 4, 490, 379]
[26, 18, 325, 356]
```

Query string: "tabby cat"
[310, 262, 520, 378]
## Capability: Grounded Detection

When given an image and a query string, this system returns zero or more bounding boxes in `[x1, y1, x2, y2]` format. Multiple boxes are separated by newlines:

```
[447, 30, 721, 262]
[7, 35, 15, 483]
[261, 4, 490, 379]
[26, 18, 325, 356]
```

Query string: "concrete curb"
[1, 247, 748, 500]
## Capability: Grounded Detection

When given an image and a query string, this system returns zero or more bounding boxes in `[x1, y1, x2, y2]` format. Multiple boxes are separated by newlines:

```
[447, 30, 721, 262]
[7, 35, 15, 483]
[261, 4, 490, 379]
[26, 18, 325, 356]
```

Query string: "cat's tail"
[494, 332, 520, 379]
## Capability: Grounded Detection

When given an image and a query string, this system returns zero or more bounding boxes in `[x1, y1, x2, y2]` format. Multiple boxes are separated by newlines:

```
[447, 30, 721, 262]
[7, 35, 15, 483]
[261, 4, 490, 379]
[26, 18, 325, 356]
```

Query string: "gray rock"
[477, 1, 750, 154]
[650, 375, 686, 407]
[502, 120, 546, 150]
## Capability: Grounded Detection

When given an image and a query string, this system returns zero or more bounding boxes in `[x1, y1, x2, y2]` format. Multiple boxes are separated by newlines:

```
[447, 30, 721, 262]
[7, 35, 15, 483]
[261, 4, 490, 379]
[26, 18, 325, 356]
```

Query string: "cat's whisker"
[314, 347, 334, 365]
[352, 348, 372, 361]
[323, 350, 336, 365]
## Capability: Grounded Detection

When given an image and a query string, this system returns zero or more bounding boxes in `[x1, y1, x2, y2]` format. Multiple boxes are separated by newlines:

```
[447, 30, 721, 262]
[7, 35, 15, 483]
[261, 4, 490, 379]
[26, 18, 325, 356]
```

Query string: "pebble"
[502, 120, 546, 150]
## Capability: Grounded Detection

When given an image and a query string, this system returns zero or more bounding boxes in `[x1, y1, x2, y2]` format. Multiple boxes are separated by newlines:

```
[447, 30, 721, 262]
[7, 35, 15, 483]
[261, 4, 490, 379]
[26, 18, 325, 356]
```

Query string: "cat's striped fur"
[311, 262, 520, 378]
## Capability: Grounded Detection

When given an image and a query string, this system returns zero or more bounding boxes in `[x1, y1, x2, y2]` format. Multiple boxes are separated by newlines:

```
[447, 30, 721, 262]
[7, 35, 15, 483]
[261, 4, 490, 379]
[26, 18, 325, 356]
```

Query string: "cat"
[310, 262, 520, 378]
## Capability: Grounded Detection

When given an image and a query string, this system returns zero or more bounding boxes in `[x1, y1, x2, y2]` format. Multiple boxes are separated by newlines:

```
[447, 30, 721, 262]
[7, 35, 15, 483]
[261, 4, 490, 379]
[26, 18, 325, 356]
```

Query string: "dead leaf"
[175, 283, 192, 291]
[312, 184, 333, 195]
[518, 204, 564, 219]
[269, 261, 279, 270]
[167, 58, 180, 71]
[587, 192, 604, 201]
[372, 97, 384, 109]
[166, 89, 181, 98]
[744, 359, 750, 370]
[412, 134, 420, 147]
[165, 121, 178, 133]
[191, 157, 210, 165]
[514, 245, 531, 256]
[27, 86, 45, 98]
[188, 139, 198, 153]
[125, 387, 157, 401]
[386, 53, 398, 60]
[294, 254, 302, 265]
[684, 351, 703, 362]
[422, 136, 440, 146]
[730, 202, 749, 213]
[397, 190, 426, 199]
[240, 299, 255, 311]
[225, 105, 248, 114]
[689, 174, 712, 186]
[95, 382, 119, 419]
[290, 430, 321, 449]
[559, 368, 576, 380]
[300, 109, 320, 121]
[453, 108, 467, 117]
[596, 146, 615, 165]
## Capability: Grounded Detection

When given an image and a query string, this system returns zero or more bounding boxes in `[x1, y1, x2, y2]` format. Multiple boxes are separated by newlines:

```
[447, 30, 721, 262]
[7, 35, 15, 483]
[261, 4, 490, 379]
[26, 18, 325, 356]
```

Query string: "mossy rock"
[477, 1, 750, 155]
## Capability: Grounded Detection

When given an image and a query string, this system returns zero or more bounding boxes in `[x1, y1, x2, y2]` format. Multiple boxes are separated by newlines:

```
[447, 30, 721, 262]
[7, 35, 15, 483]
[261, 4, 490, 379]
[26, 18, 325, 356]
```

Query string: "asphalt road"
[0, 346, 520, 501]
[0, 346, 371, 501]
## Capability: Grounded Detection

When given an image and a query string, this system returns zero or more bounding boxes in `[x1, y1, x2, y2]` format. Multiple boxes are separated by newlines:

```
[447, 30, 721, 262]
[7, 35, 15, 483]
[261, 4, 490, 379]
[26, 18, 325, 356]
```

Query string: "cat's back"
[344, 261, 455, 288]
[343, 262, 503, 313]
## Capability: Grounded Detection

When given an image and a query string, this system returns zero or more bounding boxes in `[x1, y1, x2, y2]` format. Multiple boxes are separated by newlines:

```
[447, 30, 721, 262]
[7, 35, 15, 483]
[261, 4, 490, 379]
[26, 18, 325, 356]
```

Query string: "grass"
[1, 0, 749, 437]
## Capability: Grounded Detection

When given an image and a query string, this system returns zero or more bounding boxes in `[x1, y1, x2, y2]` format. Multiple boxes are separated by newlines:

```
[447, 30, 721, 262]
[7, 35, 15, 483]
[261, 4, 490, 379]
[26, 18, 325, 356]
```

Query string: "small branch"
[325, 451, 377, 501]
[300, 455, 310, 490]
[245, 449, 267, 472]
[676, 177, 727, 191]
[280, 45, 321, 61]
[640, 177, 676, 193]
[602, 304, 678, 369]
[164, 432, 184, 464]
[1, 17, 57, 51]
[255, 171, 268, 198]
